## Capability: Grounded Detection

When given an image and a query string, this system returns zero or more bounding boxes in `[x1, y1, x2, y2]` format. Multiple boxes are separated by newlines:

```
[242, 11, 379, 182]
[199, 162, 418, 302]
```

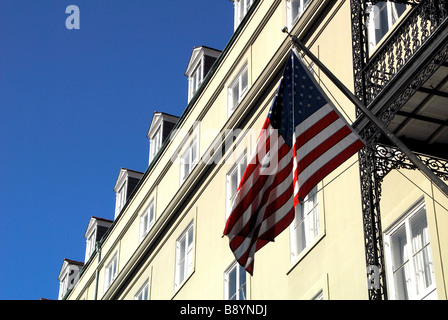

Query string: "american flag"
[223, 51, 364, 275]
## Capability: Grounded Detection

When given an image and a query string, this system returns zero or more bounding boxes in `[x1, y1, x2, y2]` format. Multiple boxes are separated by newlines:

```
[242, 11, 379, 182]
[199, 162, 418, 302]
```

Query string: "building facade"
[58, 0, 448, 300]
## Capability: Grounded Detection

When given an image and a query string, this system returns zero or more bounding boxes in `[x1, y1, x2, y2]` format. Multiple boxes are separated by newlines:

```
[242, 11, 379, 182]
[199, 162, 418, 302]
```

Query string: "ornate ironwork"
[351, 0, 448, 300]
[375, 144, 448, 182]
[364, 0, 448, 104]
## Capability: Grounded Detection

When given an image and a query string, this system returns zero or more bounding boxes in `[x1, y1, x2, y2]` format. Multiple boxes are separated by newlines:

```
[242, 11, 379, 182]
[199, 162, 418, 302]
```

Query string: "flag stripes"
[224, 50, 364, 275]
[224, 117, 294, 275]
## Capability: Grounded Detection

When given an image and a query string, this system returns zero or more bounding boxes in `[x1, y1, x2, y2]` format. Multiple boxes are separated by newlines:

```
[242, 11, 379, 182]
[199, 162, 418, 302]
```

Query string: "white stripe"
[297, 132, 360, 186]
[294, 103, 333, 137]
[296, 118, 346, 162]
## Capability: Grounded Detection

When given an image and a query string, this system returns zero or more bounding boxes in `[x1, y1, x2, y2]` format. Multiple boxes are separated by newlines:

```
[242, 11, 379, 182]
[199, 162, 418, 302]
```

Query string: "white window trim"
[227, 62, 249, 117]
[226, 151, 247, 221]
[224, 261, 247, 300]
[189, 62, 204, 102]
[115, 182, 127, 218]
[85, 229, 97, 262]
[289, 186, 320, 262]
[180, 136, 198, 184]
[234, 0, 255, 30]
[139, 199, 155, 243]
[174, 221, 195, 292]
[286, 0, 312, 30]
[366, 2, 408, 53]
[384, 201, 437, 300]
[104, 253, 118, 291]
[149, 125, 163, 163]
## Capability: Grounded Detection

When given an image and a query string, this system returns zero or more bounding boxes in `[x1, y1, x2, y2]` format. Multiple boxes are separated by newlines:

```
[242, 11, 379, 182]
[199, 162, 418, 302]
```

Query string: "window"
[104, 254, 118, 290]
[115, 183, 127, 217]
[312, 290, 324, 300]
[226, 152, 247, 220]
[290, 186, 319, 261]
[189, 63, 203, 100]
[180, 137, 198, 183]
[85, 230, 96, 262]
[58, 275, 68, 300]
[175, 222, 194, 290]
[286, 0, 312, 29]
[384, 202, 437, 300]
[367, 2, 407, 51]
[228, 63, 248, 116]
[150, 126, 163, 161]
[135, 281, 149, 300]
[140, 200, 155, 242]
[234, 0, 254, 30]
[224, 261, 247, 300]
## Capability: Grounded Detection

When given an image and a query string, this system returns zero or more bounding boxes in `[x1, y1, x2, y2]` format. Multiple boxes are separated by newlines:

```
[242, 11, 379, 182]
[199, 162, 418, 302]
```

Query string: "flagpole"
[282, 28, 448, 198]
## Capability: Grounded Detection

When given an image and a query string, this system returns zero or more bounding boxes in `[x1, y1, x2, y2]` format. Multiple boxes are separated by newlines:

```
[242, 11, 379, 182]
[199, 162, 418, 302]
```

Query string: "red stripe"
[295, 139, 364, 202]
[295, 110, 339, 150]
[296, 126, 352, 173]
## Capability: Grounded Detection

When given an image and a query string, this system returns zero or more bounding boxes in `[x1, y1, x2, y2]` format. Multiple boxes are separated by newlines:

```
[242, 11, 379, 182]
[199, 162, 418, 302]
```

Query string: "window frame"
[234, 0, 254, 30]
[189, 62, 203, 101]
[289, 186, 319, 262]
[224, 261, 247, 300]
[227, 62, 249, 116]
[174, 222, 195, 291]
[286, 0, 312, 30]
[115, 182, 127, 218]
[366, 1, 408, 53]
[104, 253, 118, 291]
[85, 229, 97, 262]
[226, 151, 247, 221]
[150, 125, 163, 162]
[134, 280, 149, 300]
[139, 199, 155, 243]
[180, 136, 198, 184]
[384, 201, 437, 300]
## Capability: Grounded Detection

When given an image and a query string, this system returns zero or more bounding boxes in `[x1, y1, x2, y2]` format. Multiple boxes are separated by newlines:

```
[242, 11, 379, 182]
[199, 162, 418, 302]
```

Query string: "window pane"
[391, 224, 408, 271]
[230, 169, 238, 196]
[393, 263, 411, 300]
[232, 84, 239, 108]
[191, 140, 197, 164]
[238, 266, 246, 300]
[413, 246, 434, 295]
[241, 69, 248, 92]
[410, 208, 429, 253]
[149, 205, 154, 222]
[291, 0, 300, 21]
[188, 226, 194, 248]
[229, 267, 237, 300]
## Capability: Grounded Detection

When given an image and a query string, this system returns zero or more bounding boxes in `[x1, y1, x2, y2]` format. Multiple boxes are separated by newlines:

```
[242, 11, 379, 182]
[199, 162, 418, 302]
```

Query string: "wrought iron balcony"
[350, 0, 448, 301]
[363, 0, 447, 105]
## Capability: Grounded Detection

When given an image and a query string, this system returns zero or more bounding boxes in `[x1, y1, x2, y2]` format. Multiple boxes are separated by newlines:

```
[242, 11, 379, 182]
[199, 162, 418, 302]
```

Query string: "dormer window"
[58, 259, 84, 300]
[185, 46, 221, 102]
[147, 112, 180, 164]
[114, 168, 144, 218]
[233, 0, 254, 30]
[84, 216, 113, 262]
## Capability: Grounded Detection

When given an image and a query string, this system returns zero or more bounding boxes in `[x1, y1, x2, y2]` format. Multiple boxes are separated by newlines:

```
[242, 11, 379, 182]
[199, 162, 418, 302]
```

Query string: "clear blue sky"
[0, 0, 233, 300]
